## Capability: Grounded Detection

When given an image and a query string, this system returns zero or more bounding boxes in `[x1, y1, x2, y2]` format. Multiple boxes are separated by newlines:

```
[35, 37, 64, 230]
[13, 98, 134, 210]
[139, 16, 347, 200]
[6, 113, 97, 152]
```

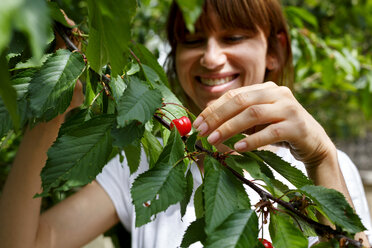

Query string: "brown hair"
[165, 0, 293, 107]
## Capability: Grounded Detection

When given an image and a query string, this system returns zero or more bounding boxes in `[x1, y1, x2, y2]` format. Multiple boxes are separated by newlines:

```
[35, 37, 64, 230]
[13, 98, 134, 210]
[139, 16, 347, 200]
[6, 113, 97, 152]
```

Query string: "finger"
[206, 103, 284, 145]
[233, 122, 292, 152]
[195, 86, 282, 137]
[193, 82, 278, 129]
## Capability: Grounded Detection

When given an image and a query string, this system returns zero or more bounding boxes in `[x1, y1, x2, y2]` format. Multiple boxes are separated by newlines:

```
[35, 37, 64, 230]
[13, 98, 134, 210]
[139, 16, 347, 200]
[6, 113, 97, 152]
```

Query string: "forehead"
[173, 0, 268, 41]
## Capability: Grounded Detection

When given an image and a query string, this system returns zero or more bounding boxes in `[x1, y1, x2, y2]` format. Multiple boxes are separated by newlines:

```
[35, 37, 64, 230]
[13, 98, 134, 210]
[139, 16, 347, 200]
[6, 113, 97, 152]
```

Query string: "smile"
[197, 74, 238, 86]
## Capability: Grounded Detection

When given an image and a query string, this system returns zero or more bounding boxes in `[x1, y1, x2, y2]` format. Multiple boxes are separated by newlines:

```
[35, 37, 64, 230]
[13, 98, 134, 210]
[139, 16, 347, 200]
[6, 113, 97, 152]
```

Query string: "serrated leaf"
[124, 140, 141, 174]
[111, 120, 145, 148]
[194, 184, 204, 219]
[205, 210, 259, 248]
[269, 213, 308, 248]
[110, 75, 127, 103]
[130, 43, 169, 87]
[223, 134, 246, 149]
[0, 52, 19, 130]
[154, 81, 188, 119]
[39, 115, 115, 196]
[181, 218, 206, 248]
[58, 109, 91, 136]
[180, 169, 194, 218]
[252, 150, 313, 188]
[0, 68, 34, 136]
[225, 155, 276, 196]
[28, 50, 85, 121]
[186, 131, 198, 153]
[300, 185, 365, 234]
[141, 129, 163, 169]
[204, 156, 240, 235]
[86, 0, 136, 75]
[131, 129, 186, 227]
[116, 77, 162, 127]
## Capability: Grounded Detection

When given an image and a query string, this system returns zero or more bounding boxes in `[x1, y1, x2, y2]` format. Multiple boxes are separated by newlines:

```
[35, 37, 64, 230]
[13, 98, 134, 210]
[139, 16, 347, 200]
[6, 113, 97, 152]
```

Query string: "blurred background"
[1, 0, 371, 247]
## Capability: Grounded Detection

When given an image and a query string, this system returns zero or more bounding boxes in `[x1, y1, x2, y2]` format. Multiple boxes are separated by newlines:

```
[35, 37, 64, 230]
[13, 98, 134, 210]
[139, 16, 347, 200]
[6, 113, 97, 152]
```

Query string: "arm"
[0, 82, 119, 247]
[193, 81, 370, 246]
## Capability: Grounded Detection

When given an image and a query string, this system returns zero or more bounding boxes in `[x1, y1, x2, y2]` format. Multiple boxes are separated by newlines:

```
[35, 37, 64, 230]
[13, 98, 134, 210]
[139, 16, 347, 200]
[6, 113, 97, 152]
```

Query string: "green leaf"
[205, 209, 259, 248]
[223, 134, 246, 149]
[14, 0, 51, 61]
[111, 121, 145, 149]
[194, 184, 205, 219]
[131, 129, 186, 227]
[130, 42, 169, 87]
[225, 155, 275, 195]
[154, 80, 188, 119]
[0, 0, 21, 53]
[204, 156, 242, 235]
[48, 2, 73, 28]
[110, 75, 127, 103]
[116, 77, 162, 127]
[141, 129, 162, 168]
[181, 218, 206, 248]
[186, 131, 198, 153]
[28, 50, 85, 121]
[285, 6, 318, 29]
[180, 169, 194, 218]
[0, 51, 19, 129]
[86, 0, 137, 75]
[124, 140, 142, 174]
[252, 150, 313, 188]
[269, 213, 308, 248]
[38, 115, 115, 196]
[311, 240, 340, 248]
[300, 185, 366, 234]
[175, 0, 204, 32]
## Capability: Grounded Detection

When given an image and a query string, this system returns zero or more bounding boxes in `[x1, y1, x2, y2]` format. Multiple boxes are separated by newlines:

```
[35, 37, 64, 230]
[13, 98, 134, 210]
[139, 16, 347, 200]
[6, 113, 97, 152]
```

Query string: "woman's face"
[175, 15, 272, 110]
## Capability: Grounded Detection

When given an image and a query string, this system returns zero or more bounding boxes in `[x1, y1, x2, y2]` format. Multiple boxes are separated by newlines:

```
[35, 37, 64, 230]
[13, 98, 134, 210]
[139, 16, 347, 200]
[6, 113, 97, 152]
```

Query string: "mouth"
[197, 74, 239, 86]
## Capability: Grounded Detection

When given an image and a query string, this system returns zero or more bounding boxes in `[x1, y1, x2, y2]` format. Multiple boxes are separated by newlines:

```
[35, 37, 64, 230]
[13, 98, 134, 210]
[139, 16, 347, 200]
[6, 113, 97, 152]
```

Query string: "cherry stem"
[155, 111, 173, 123]
[159, 107, 178, 119]
[162, 102, 192, 116]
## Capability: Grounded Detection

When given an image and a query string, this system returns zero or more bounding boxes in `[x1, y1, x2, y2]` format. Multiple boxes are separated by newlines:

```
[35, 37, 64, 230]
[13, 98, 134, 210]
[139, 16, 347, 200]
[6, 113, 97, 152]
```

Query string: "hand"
[193, 81, 336, 168]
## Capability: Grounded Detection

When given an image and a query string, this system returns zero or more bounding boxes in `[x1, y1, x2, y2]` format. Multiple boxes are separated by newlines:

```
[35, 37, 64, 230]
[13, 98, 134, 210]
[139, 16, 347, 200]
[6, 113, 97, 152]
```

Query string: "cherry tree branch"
[54, 22, 365, 248]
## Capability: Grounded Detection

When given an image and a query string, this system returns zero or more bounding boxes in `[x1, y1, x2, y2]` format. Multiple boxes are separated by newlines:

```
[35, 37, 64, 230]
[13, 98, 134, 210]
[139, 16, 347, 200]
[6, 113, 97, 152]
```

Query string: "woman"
[0, 0, 370, 247]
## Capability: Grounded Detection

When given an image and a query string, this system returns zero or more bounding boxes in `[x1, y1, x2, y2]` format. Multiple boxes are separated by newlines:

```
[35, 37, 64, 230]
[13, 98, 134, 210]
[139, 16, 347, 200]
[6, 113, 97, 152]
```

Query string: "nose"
[200, 38, 226, 70]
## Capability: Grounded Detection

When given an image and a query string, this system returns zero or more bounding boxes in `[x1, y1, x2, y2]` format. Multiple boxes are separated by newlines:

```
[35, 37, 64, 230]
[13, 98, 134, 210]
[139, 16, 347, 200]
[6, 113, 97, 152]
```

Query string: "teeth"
[200, 76, 234, 86]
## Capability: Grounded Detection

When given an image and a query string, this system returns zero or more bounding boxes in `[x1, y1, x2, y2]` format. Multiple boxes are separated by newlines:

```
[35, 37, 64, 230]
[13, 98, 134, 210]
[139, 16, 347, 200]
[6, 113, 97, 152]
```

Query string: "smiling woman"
[0, 0, 371, 248]
[166, 0, 293, 111]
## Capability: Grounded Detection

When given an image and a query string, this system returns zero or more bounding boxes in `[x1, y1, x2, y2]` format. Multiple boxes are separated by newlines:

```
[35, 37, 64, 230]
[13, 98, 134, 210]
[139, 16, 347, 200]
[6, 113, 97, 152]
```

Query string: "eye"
[181, 34, 205, 47]
[182, 38, 204, 46]
[223, 35, 246, 43]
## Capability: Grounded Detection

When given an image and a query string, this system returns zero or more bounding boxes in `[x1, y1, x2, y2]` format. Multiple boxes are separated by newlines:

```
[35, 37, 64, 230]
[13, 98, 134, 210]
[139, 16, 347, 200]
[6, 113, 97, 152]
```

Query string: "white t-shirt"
[96, 148, 372, 247]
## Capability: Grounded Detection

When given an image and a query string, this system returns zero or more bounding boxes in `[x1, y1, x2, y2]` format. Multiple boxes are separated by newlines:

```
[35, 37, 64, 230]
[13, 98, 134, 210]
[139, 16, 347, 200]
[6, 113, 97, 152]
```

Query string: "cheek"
[175, 49, 197, 91]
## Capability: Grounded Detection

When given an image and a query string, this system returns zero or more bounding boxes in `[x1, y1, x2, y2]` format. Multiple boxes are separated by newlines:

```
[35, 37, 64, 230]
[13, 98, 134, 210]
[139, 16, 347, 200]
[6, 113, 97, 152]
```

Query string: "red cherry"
[259, 238, 273, 248]
[170, 116, 191, 136]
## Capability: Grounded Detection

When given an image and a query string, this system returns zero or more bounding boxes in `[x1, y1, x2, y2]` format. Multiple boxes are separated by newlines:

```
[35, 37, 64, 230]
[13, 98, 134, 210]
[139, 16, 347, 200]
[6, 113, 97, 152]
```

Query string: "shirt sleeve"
[337, 150, 372, 244]
[95, 154, 134, 232]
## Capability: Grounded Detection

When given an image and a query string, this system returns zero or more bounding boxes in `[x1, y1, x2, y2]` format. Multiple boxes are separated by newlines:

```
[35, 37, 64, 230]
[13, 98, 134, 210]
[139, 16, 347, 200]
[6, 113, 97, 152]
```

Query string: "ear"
[266, 55, 278, 71]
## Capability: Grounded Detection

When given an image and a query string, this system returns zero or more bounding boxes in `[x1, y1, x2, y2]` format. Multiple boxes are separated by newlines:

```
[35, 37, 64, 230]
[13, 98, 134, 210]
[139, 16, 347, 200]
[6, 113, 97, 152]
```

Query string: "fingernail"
[196, 122, 209, 136]
[193, 116, 204, 128]
[207, 131, 220, 144]
[234, 141, 247, 151]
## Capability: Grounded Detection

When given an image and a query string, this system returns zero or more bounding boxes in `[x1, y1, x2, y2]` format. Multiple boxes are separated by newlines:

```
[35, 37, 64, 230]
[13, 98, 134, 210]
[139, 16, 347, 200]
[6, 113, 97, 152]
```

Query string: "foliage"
[0, 0, 371, 247]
